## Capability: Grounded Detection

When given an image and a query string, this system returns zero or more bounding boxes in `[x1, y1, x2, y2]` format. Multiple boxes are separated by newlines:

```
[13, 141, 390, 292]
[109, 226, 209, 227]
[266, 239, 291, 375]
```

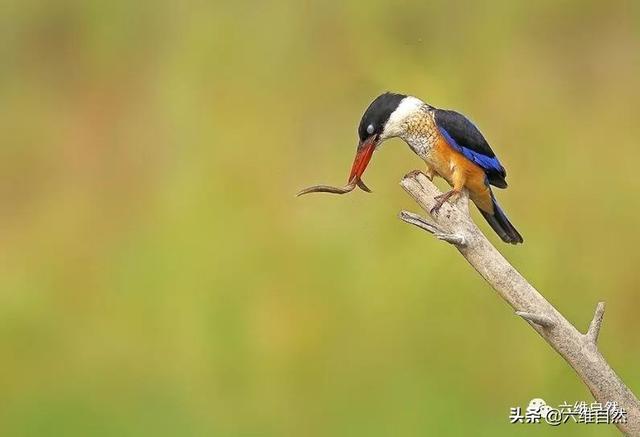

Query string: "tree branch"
[399, 170, 640, 435]
[399, 211, 467, 246]
[515, 311, 556, 328]
[587, 301, 606, 344]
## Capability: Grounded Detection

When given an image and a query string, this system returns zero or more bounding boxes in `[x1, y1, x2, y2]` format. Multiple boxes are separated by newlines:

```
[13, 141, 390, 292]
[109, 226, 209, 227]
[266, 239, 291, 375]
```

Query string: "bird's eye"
[366, 124, 374, 135]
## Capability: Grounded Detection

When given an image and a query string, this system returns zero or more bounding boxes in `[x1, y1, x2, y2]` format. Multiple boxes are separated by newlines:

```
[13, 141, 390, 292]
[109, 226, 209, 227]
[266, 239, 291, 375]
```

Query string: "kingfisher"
[349, 92, 523, 244]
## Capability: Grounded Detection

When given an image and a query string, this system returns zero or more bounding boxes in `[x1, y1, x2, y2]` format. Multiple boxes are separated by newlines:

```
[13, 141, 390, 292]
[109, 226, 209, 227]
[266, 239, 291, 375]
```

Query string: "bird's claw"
[430, 190, 458, 215]
[430, 194, 447, 215]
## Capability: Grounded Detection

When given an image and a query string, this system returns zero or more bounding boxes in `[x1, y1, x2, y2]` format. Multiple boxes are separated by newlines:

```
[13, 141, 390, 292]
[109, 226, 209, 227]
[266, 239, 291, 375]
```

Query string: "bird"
[348, 92, 523, 244]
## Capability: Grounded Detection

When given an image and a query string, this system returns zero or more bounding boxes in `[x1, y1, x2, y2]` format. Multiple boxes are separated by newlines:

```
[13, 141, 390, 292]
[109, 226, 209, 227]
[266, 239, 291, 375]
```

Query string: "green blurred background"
[1, 0, 639, 435]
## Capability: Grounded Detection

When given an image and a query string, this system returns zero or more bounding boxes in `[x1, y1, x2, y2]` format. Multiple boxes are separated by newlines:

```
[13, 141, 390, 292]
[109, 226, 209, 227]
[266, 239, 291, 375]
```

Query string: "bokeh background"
[1, 0, 639, 436]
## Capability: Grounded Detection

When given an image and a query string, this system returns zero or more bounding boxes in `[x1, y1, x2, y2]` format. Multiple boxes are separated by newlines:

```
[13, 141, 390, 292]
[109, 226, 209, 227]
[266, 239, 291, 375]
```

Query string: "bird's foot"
[430, 190, 459, 215]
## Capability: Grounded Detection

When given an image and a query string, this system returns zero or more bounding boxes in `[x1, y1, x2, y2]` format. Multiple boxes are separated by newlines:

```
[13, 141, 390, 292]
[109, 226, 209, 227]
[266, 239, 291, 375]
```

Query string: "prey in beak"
[297, 92, 407, 197]
[296, 136, 377, 196]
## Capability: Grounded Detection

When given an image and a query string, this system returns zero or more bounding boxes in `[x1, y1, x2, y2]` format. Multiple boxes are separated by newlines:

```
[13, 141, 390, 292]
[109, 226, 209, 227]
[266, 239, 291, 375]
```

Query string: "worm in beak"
[296, 178, 371, 196]
[296, 136, 376, 196]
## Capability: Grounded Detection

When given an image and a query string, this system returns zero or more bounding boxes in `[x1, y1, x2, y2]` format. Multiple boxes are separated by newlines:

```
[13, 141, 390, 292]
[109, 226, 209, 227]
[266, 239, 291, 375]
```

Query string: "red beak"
[348, 136, 377, 184]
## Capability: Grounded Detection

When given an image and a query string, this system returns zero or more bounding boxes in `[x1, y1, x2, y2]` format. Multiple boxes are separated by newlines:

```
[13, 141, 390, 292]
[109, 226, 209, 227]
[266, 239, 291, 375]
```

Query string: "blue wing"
[438, 126, 504, 173]
[434, 109, 507, 189]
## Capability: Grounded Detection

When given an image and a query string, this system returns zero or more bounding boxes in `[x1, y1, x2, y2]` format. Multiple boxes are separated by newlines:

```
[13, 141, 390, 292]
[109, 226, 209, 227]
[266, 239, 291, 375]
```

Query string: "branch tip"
[399, 211, 466, 246]
[587, 301, 606, 343]
[399, 210, 440, 233]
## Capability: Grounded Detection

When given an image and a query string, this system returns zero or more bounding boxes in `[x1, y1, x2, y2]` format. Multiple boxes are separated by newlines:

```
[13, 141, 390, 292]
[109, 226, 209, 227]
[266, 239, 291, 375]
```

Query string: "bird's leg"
[424, 165, 437, 181]
[430, 167, 465, 215]
[430, 189, 461, 214]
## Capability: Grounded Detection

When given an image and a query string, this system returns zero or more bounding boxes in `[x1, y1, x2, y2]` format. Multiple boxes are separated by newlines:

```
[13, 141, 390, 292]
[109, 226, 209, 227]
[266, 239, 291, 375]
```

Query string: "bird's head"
[349, 92, 425, 184]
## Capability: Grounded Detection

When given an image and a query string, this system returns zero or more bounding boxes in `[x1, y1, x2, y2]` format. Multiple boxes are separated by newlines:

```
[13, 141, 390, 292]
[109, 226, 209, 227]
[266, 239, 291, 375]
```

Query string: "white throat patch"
[381, 96, 424, 139]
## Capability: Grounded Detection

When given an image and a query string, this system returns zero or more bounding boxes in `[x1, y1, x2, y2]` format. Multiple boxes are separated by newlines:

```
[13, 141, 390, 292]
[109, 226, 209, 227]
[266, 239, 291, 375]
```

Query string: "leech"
[296, 179, 372, 196]
[296, 183, 356, 196]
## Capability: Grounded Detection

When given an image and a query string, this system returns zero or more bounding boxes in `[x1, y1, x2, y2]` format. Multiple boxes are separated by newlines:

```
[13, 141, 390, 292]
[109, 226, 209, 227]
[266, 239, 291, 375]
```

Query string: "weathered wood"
[399, 170, 640, 436]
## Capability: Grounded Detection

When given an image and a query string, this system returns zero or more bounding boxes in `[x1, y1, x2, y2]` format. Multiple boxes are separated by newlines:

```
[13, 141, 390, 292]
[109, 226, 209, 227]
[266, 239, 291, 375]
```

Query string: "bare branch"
[399, 170, 640, 435]
[515, 311, 556, 328]
[399, 211, 467, 246]
[398, 210, 442, 234]
[587, 301, 606, 344]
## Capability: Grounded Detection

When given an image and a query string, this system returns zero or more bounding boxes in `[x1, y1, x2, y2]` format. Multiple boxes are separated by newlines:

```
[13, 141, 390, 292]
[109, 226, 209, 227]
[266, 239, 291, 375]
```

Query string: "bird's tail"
[478, 193, 523, 244]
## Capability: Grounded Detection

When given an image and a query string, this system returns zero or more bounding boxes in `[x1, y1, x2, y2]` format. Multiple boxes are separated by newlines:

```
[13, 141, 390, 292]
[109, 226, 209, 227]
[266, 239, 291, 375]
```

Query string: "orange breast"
[431, 134, 494, 213]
